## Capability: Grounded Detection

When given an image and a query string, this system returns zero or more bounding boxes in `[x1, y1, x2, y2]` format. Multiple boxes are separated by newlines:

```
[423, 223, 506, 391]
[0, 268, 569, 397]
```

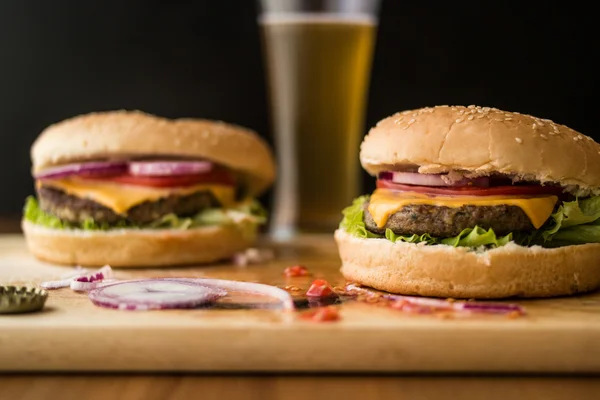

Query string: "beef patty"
[363, 201, 535, 237]
[37, 186, 220, 225]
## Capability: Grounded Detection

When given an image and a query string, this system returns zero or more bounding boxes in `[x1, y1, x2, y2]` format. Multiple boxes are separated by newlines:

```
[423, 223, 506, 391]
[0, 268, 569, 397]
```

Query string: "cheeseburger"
[335, 105, 600, 298]
[22, 110, 275, 267]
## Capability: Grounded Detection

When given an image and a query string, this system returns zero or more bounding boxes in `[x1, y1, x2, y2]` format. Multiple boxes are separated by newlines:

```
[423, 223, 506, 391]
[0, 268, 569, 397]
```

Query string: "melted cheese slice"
[368, 189, 558, 229]
[39, 178, 236, 215]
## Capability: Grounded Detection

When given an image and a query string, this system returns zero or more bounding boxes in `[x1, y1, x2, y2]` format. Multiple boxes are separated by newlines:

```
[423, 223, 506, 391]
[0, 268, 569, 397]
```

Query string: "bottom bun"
[334, 228, 600, 299]
[22, 220, 258, 268]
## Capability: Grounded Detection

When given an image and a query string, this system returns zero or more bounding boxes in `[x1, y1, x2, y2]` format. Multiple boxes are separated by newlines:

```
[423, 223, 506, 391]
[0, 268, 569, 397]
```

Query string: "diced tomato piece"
[300, 306, 340, 322]
[306, 279, 336, 298]
[283, 265, 310, 277]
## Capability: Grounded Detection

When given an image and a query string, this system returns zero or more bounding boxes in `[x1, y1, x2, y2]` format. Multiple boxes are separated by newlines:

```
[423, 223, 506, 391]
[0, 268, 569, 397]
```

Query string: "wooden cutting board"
[1, 233, 599, 373]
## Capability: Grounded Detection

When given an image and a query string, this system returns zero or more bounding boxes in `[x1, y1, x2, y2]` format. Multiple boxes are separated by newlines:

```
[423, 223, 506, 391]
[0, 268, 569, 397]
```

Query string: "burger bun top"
[360, 105, 600, 196]
[31, 110, 276, 196]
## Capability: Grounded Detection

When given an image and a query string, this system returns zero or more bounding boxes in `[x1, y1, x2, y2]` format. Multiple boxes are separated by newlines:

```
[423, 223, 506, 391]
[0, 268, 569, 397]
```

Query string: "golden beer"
[260, 15, 377, 234]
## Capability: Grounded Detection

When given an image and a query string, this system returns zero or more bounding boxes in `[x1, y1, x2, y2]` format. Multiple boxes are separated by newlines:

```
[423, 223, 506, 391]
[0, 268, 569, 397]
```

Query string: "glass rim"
[256, 0, 381, 19]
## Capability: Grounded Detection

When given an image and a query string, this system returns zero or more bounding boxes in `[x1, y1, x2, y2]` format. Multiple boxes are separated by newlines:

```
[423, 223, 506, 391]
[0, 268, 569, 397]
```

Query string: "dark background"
[0, 0, 597, 217]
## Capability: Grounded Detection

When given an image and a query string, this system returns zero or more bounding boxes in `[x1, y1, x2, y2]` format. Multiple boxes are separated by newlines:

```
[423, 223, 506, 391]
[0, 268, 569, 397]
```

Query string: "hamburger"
[22, 110, 275, 267]
[335, 105, 600, 299]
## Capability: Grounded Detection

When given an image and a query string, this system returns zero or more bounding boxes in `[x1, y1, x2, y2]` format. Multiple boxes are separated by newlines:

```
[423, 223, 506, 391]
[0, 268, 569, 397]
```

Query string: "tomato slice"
[376, 179, 564, 197]
[84, 167, 235, 188]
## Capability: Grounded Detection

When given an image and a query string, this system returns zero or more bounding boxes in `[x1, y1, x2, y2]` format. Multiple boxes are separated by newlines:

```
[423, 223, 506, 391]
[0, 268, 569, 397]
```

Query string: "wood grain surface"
[1, 233, 600, 373]
[1, 374, 600, 400]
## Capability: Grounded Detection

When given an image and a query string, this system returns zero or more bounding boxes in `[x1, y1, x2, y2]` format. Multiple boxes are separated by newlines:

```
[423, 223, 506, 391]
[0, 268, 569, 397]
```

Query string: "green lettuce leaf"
[440, 226, 512, 247]
[339, 196, 513, 248]
[341, 194, 600, 249]
[537, 195, 600, 244]
[339, 195, 383, 239]
[23, 196, 267, 231]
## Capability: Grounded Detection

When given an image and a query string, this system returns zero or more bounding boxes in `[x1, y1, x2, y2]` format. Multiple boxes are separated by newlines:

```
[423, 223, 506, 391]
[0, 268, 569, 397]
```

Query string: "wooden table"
[1, 374, 599, 399]
[1, 227, 599, 397]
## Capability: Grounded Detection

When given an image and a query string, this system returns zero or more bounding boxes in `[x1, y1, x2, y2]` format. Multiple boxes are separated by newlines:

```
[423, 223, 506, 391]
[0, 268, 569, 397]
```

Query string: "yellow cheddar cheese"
[38, 178, 236, 215]
[368, 189, 558, 229]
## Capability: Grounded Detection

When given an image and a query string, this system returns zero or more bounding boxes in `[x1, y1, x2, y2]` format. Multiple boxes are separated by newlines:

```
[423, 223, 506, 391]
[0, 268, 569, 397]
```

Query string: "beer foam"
[258, 12, 377, 26]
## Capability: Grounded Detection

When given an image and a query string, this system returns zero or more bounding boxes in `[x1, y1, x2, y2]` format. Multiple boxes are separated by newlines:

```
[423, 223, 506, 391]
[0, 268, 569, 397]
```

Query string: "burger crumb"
[232, 247, 275, 266]
[299, 306, 340, 323]
[283, 265, 310, 277]
[507, 311, 524, 319]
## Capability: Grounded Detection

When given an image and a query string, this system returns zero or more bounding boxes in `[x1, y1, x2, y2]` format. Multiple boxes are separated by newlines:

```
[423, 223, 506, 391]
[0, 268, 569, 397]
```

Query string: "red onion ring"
[161, 278, 295, 311]
[88, 279, 227, 310]
[87, 278, 295, 312]
[70, 265, 114, 292]
[35, 161, 128, 180]
[378, 171, 490, 187]
[40, 265, 113, 291]
[346, 284, 525, 315]
[128, 161, 213, 176]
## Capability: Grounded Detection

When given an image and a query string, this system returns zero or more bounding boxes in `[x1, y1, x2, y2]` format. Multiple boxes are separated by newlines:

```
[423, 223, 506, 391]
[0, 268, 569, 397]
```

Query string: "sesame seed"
[515, 137, 523, 144]
[458, 110, 465, 115]
[540, 134, 548, 140]
[532, 123, 537, 129]
[408, 118, 416, 124]
[505, 118, 513, 121]
[467, 115, 474, 120]
[477, 114, 485, 119]
[455, 118, 464, 123]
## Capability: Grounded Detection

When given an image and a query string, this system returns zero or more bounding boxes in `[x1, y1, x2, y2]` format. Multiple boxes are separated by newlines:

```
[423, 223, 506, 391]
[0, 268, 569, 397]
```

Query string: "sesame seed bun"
[335, 228, 600, 299]
[360, 105, 600, 196]
[31, 110, 276, 196]
[22, 220, 258, 268]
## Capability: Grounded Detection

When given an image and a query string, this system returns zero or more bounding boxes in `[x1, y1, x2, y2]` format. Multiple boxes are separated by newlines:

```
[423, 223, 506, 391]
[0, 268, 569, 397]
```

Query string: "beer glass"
[257, 0, 380, 239]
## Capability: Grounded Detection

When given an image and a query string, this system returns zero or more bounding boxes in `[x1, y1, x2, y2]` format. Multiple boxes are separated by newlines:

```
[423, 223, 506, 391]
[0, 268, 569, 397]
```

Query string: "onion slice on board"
[35, 161, 128, 180]
[346, 284, 525, 315]
[70, 265, 114, 292]
[88, 278, 295, 311]
[40, 271, 87, 289]
[88, 279, 227, 311]
[161, 278, 295, 311]
[39, 265, 112, 290]
[128, 161, 213, 176]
